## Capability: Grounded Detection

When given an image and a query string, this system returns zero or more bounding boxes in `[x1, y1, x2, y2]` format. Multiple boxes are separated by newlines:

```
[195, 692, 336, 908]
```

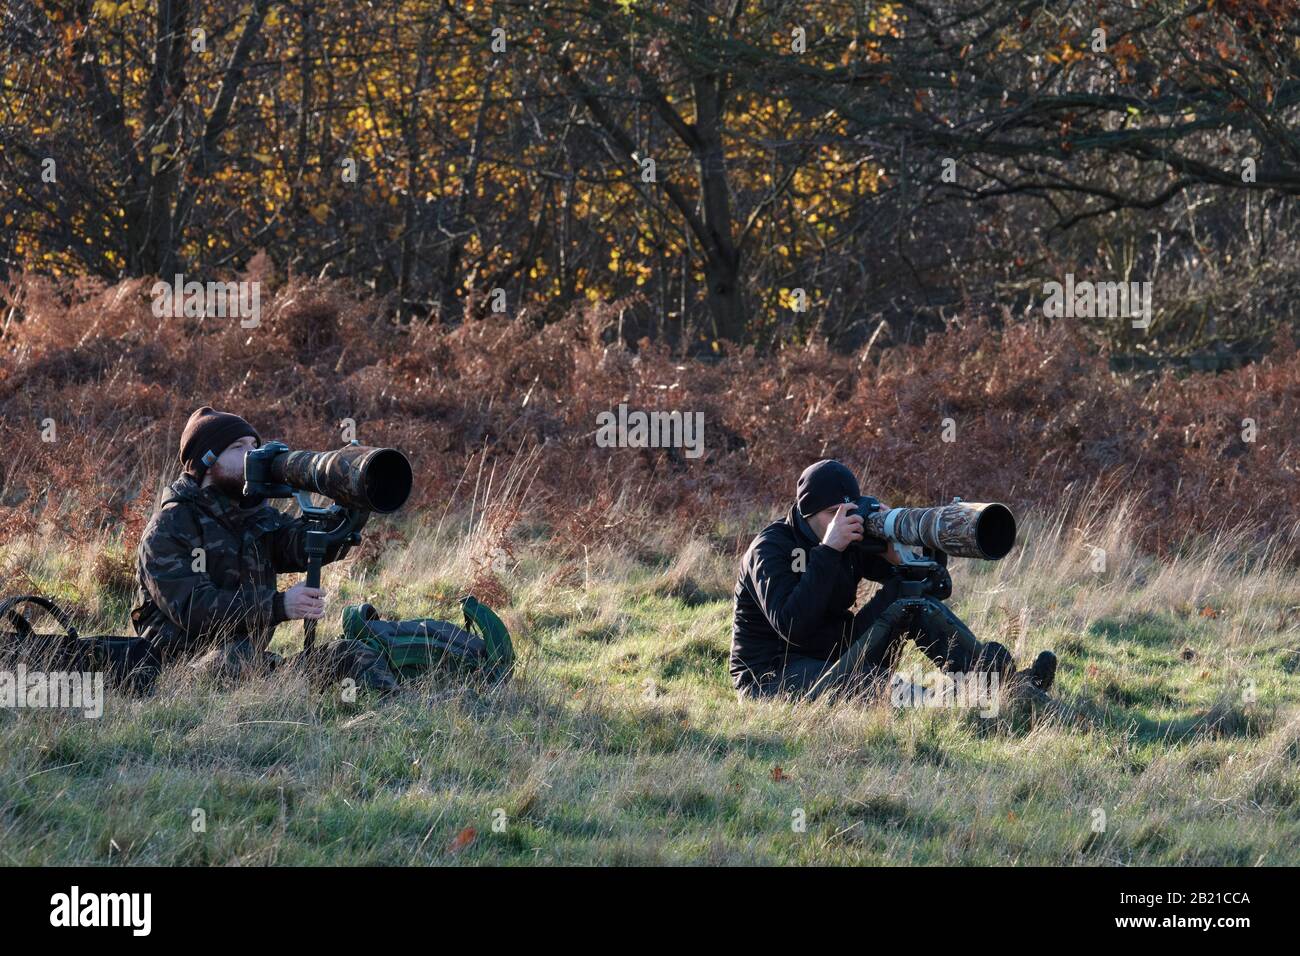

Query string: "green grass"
[2, 500, 1299, 865]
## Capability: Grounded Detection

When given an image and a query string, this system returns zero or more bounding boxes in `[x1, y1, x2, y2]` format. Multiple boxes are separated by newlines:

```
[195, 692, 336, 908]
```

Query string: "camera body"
[849, 494, 884, 521]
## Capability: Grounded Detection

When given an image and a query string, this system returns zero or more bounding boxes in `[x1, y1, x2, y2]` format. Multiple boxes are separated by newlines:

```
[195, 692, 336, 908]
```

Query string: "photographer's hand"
[822, 503, 864, 552]
[282, 582, 326, 621]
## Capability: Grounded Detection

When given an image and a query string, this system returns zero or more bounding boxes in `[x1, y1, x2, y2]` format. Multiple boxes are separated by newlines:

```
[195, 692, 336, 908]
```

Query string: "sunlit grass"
[2, 489, 1298, 865]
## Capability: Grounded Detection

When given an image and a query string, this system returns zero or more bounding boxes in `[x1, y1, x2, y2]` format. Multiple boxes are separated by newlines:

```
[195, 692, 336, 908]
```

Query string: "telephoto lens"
[245, 441, 413, 513]
[864, 500, 1017, 560]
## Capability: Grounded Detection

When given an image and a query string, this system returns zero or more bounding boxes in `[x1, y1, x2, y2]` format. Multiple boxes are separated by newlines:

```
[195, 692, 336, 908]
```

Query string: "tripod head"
[290, 491, 370, 652]
[889, 547, 953, 601]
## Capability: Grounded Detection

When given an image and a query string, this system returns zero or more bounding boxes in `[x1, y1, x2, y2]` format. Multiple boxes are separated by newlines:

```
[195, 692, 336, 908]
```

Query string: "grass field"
[2, 485, 1299, 866]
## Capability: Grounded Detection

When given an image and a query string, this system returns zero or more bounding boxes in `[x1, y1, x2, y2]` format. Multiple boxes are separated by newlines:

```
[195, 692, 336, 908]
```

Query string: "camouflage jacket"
[130, 474, 353, 655]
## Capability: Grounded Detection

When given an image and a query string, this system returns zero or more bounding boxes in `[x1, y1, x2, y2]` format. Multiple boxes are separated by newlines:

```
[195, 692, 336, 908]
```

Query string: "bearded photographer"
[130, 406, 397, 689]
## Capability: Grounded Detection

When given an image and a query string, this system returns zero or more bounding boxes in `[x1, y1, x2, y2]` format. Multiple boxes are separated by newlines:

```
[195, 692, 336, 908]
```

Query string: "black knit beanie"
[796, 459, 860, 518]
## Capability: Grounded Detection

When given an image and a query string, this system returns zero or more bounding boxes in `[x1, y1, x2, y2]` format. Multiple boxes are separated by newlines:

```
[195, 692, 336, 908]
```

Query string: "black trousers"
[744, 578, 1005, 700]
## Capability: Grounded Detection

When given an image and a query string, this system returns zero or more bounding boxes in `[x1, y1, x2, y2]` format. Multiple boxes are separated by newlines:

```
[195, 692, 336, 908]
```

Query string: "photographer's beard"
[202, 457, 264, 508]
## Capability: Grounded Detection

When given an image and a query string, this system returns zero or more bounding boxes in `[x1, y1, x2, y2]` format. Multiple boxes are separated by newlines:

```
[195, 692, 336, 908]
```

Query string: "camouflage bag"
[341, 595, 514, 682]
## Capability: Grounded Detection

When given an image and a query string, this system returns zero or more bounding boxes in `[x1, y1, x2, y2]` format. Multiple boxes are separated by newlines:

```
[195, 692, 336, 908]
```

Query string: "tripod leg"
[911, 598, 1015, 677]
[807, 598, 923, 700]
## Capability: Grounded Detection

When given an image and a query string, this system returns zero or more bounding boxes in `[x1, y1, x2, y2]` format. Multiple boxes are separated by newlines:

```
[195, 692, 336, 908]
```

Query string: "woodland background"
[1, 0, 1298, 559]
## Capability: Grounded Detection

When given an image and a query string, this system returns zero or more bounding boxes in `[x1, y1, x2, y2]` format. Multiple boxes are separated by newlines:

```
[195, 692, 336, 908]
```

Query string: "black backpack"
[0, 595, 161, 691]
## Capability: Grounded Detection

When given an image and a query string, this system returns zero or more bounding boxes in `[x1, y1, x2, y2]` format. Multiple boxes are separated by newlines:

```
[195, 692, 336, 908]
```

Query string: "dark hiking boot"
[1000, 650, 1057, 709]
[294, 639, 399, 694]
[1028, 650, 1057, 692]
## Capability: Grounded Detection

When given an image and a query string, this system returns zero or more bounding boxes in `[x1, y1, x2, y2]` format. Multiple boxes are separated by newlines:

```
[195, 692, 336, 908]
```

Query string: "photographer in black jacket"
[730, 460, 1055, 700]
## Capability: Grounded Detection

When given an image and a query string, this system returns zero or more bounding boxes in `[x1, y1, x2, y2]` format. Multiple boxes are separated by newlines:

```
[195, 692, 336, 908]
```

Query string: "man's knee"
[972, 641, 1016, 678]
[297, 639, 398, 693]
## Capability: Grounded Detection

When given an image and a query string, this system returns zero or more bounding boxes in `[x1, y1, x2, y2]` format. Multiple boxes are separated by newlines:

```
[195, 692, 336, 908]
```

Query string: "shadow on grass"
[1031, 690, 1271, 746]
[651, 575, 732, 608]
[1087, 611, 1188, 649]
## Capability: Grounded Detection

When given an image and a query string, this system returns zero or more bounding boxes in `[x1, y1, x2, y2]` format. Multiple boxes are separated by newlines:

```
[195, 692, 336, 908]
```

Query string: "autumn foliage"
[4, 1, 1298, 351]
[1, 272, 1296, 563]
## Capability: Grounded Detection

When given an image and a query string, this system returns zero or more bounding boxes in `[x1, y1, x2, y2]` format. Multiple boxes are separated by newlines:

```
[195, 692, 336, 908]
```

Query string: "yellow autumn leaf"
[94, 1, 124, 23]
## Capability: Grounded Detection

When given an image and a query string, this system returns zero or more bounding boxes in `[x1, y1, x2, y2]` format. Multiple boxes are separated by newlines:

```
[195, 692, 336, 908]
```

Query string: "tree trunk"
[701, 252, 744, 343]
[689, 16, 744, 343]
[145, 0, 190, 276]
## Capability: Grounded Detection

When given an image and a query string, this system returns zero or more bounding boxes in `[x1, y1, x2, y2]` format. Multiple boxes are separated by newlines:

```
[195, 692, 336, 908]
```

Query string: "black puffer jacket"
[729, 505, 893, 690]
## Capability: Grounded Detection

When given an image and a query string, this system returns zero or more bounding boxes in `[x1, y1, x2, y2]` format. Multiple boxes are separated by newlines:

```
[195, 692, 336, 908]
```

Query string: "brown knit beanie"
[179, 406, 261, 479]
